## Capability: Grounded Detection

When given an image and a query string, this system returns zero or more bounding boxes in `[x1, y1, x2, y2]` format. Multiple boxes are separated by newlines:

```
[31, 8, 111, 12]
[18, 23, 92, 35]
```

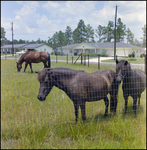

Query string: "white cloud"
[1, 1, 146, 42]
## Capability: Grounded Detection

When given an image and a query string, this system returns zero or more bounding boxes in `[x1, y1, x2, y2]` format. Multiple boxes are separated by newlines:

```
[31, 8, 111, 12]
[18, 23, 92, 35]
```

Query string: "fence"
[1, 52, 146, 70]
[1, 52, 146, 148]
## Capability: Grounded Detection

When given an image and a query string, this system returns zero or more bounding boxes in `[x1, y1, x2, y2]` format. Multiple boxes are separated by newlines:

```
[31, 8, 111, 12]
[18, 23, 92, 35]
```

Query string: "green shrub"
[82, 53, 98, 57]
[128, 54, 132, 58]
[140, 54, 143, 58]
[100, 49, 108, 57]
[128, 51, 136, 58]
[74, 52, 77, 56]
[128, 58, 137, 61]
[132, 51, 135, 58]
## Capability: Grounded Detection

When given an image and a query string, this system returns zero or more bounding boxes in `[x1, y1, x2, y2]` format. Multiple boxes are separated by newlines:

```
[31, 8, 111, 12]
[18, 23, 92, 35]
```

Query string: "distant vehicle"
[16, 50, 26, 55]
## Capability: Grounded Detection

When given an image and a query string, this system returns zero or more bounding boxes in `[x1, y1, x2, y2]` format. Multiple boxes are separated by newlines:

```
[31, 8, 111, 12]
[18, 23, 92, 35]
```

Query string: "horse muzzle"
[116, 79, 121, 85]
[37, 95, 46, 101]
[116, 76, 122, 85]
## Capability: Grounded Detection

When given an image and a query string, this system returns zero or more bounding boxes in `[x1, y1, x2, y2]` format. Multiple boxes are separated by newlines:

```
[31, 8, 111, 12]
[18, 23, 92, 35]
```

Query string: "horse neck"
[52, 70, 77, 91]
[18, 55, 25, 64]
[124, 68, 133, 83]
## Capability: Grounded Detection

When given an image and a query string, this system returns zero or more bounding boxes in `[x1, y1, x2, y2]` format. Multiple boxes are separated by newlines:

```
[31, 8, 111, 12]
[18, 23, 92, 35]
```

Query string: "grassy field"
[101, 57, 145, 64]
[1, 59, 146, 149]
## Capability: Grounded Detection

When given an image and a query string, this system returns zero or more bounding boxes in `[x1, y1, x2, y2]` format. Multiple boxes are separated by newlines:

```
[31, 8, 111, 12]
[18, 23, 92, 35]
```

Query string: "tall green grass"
[1, 59, 146, 149]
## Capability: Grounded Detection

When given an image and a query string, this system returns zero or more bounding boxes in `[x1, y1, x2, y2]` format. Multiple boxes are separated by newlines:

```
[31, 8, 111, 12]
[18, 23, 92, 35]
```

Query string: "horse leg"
[124, 96, 128, 115]
[133, 97, 137, 116]
[73, 101, 79, 123]
[43, 61, 48, 68]
[79, 101, 86, 121]
[110, 96, 114, 113]
[24, 62, 28, 72]
[29, 63, 33, 73]
[104, 96, 109, 117]
[110, 82, 118, 114]
[113, 97, 118, 114]
[138, 95, 141, 106]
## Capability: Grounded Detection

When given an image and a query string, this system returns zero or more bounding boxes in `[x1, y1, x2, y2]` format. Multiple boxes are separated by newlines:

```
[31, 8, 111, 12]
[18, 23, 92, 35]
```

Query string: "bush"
[128, 54, 132, 58]
[51, 51, 63, 55]
[128, 51, 136, 58]
[140, 54, 143, 58]
[100, 49, 108, 57]
[82, 53, 98, 57]
[74, 52, 77, 56]
[132, 51, 135, 58]
[128, 58, 137, 61]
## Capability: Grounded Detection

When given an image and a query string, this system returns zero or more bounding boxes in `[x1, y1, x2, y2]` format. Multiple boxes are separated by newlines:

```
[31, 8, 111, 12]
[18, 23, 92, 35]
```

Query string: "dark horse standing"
[116, 60, 146, 115]
[36, 67, 118, 122]
[16, 51, 50, 73]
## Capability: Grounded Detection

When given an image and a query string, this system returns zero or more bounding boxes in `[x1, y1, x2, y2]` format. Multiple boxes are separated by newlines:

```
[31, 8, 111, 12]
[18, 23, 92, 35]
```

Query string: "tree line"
[1, 19, 146, 48]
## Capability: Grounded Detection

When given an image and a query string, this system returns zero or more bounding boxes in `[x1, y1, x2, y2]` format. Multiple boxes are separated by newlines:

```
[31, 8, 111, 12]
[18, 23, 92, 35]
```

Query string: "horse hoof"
[104, 114, 107, 118]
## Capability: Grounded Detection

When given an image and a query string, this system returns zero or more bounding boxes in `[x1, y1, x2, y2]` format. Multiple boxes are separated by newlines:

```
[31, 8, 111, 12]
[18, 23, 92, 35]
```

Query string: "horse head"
[116, 60, 131, 84]
[16, 62, 22, 72]
[36, 68, 54, 101]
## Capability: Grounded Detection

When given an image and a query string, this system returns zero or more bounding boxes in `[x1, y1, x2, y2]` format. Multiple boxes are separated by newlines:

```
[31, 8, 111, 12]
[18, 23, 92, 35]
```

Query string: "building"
[57, 42, 145, 57]
[1, 43, 53, 54]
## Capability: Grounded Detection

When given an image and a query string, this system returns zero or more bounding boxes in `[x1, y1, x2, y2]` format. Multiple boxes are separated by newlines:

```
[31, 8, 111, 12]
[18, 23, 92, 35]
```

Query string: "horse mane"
[50, 67, 85, 77]
[118, 60, 131, 70]
[38, 67, 84, 82]
[18, 51, 30, 63]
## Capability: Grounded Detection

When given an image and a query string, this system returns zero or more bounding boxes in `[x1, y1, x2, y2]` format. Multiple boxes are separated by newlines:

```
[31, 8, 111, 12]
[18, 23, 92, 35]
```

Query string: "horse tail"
[47, 53, 51, 68]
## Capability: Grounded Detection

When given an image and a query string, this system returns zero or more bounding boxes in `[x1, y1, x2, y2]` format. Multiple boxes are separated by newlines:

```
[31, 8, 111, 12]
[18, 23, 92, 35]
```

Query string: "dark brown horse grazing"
[36, 67, 118, 123]
[116, 60, 146, 115]
[16, 51, 50, 73]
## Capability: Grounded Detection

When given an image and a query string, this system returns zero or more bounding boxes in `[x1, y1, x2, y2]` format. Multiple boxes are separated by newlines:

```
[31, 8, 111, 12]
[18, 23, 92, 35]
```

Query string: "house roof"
[23, 44, 45, 48]
[1, 43, 52, 49]
[58, 42, 143, 49]
[1, 44, 28, 49]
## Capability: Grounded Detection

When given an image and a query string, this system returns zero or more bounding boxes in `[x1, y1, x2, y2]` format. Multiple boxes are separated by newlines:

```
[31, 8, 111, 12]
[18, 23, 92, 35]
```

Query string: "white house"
[23, 44, 53, 54]
[57, 42, 145, 57]
[1, 43, 53, 54]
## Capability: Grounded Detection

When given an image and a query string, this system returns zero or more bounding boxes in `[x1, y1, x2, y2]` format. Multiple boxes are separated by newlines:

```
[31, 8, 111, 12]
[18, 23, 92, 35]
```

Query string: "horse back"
[69, 71, 110, 101]
[123, 69, 146, 97]
[94, 69, 117, 90]
[132, 69, 146, 92]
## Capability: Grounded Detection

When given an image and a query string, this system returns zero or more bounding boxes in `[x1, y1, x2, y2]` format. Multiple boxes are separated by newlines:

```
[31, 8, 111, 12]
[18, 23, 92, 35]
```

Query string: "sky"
[1, 1, 146, 43]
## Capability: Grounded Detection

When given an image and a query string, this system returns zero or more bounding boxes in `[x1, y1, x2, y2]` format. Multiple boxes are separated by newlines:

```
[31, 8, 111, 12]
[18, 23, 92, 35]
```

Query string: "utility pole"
[11, 22, 14, 56]
[114, 5, 118, 60]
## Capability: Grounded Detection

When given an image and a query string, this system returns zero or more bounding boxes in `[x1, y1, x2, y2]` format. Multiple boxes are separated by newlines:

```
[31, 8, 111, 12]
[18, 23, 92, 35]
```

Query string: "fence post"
[88, 55, 89, 67]
[56, 54, 57, 63]
[116, 55, 118, 60]
[84, 55, 86, 66]
[72, 56, 73, 64]
[98, 54, 100, 70]
[67, 54, 68, 64]
[145, 54, 146, 74]
[81, 53, 83, 64]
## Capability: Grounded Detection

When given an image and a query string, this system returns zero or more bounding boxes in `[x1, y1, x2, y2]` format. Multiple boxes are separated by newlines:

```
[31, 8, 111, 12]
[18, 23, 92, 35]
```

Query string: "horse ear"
[116, 59, 119, 64]
[124, 61, 128, 66]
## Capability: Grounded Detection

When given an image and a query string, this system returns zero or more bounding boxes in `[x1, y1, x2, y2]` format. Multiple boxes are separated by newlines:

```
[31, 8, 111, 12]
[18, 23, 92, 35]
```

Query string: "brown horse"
[16, 51, 50, 73]
[116, 60, 146, 115]
[36, 67, 118, 123]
